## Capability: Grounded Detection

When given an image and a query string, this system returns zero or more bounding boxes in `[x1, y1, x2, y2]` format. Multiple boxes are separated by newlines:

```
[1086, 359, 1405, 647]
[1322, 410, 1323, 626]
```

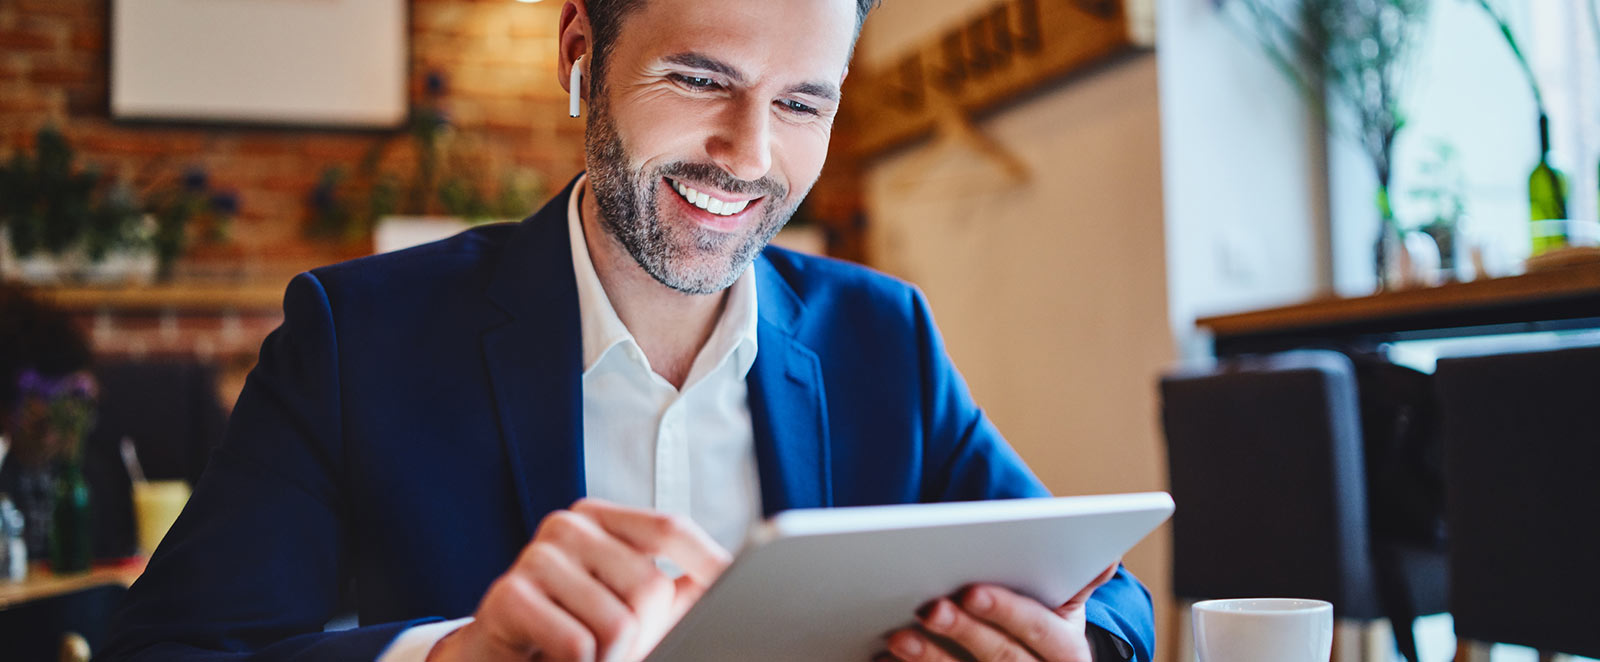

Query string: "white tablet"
[643, 492, 1174, 662]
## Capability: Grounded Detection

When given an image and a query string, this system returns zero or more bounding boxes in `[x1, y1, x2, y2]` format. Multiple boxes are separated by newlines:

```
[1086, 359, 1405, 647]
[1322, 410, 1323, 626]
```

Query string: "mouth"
[663, 177, 764, 232]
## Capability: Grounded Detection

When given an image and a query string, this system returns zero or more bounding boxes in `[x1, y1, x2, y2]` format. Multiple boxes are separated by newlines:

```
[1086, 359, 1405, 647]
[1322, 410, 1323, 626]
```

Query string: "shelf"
[33, 282, 286, 314]
[1197, 262, 1600, 354]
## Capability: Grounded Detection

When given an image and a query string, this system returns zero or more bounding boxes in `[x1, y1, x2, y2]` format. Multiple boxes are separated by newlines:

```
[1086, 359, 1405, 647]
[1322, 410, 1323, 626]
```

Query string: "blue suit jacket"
[101, 179, 1154, 661]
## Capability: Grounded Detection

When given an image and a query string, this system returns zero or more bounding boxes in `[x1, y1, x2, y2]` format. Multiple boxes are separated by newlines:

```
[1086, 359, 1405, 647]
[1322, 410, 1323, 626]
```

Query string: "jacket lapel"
[748, 256, 833, 517]
[481, 178, 586, 538]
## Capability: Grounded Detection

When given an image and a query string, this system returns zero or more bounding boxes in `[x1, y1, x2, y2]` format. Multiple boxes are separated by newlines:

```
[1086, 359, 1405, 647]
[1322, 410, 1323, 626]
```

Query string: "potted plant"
[0, 286, 97, 573]
[144, 168, 238, 282]
[305, 71, 549, 253]
[0, 127, 142, 284]
[0, 128, 237, 284]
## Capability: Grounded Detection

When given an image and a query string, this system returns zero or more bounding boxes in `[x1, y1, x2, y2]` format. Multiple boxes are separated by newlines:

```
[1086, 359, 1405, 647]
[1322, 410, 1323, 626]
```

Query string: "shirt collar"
[567, 174, 759, 382]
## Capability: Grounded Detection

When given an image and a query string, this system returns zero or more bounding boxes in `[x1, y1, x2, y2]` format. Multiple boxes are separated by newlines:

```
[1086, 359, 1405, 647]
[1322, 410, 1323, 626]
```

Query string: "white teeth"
[668, 178, 752, 217]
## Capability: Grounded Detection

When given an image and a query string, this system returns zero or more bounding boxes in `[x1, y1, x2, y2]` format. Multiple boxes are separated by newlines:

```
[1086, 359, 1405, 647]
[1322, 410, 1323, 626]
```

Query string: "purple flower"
[425, 71, 448, 98]
[16, 369, 97, 401]
[182, 167, 209, 193]
[309, 184, 335, 212]
[210, 191, 240, 216]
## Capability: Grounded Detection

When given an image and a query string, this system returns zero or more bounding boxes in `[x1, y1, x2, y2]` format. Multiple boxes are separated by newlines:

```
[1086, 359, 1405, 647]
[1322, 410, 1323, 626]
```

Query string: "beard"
[584, 96, 802, 295]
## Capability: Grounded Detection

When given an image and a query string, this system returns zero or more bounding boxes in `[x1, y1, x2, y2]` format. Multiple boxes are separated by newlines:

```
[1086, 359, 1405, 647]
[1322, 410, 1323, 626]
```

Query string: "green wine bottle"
[49, 460, 92, 574]
[1529, 113, 1570, 255]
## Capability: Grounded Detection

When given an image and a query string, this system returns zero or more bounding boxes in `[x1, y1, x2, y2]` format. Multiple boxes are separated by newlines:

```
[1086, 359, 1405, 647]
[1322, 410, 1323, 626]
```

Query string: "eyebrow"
[786, 81, 840, 102]
[661, 51, 840, 102]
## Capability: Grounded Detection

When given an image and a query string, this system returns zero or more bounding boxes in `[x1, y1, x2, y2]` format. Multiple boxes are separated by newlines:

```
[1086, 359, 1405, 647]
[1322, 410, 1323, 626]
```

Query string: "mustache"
[657, 162, 786, 201]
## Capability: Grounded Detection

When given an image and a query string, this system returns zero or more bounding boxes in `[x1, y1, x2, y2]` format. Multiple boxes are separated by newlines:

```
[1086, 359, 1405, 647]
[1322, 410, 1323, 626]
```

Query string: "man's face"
[584, 0, 856, 295]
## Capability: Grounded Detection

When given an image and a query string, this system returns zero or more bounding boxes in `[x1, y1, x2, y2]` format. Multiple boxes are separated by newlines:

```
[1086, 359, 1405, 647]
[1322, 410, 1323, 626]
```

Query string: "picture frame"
[109, 0, 408, 130]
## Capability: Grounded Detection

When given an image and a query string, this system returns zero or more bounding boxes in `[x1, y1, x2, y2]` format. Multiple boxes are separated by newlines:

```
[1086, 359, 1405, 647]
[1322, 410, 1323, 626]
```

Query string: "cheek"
[608, 88, 714, 168]
[774, 123, 831, 193]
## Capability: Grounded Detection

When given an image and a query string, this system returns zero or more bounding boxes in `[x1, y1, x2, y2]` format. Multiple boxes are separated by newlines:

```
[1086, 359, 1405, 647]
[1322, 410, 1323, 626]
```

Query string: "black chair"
[1435, 343, 1600, 659]
[1160, 350, 1448, 662]
[0, 584, 125, 661]
[83, 359, 228, 559]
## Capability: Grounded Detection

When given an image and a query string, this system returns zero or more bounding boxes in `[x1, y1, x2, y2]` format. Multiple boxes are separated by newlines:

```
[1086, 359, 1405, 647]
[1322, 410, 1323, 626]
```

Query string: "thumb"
[671, 573, 713, 617]
[1057, 563, 1119, 616]
[627, 573, 715, 661]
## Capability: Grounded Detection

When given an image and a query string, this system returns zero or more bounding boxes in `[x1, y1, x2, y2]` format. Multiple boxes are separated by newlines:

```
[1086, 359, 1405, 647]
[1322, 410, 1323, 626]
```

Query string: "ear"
[558, 0, 592, 96]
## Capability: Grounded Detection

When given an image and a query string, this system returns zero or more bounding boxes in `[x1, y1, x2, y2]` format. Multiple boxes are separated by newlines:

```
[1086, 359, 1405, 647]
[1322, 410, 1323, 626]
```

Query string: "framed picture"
[110, 0, 408, 129]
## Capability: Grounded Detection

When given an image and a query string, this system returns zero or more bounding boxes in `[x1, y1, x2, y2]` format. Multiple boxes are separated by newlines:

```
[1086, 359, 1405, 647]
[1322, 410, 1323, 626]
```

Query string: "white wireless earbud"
[569, 55, 584, 118]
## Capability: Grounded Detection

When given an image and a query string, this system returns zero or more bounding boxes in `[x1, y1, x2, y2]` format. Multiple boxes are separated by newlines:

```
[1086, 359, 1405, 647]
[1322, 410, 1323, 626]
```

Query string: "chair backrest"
[1160, 350, 1381, 618]
[83, 359, 227, 558]
[1435, 343, 1600, 658]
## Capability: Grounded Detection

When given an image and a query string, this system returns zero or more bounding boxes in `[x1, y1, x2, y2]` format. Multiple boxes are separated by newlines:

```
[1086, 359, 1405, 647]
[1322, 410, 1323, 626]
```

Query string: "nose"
[705, 96, 773, 183]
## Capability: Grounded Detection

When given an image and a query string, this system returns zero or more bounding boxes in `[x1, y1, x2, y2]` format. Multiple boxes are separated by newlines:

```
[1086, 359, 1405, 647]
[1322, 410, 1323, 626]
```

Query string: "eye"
[670, 74, 720, 90]
[778, 99, 819, 115]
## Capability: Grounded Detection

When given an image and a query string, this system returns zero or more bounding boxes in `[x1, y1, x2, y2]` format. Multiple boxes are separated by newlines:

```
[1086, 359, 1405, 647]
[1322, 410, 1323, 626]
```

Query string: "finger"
[671, 573, 711, 617]
[959, 585, 1076, 661]
[919, 596, 1038, 662]
[474, 573, 596, 662]
[886, 627, 966, 662]
[520, 544, 639, 662]
[571, 499, 731, 585]
[534, 508, 677, 616]
[1059, 564, 1120, 612]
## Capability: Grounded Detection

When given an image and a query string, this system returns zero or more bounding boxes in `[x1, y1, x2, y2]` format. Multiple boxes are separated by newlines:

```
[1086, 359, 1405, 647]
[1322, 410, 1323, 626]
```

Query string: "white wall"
[1156, 0, 1332, 351]
[858, 4, 1176, 659]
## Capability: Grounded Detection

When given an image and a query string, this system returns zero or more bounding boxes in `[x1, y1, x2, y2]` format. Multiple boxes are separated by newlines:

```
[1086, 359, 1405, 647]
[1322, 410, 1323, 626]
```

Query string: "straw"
[120, 437, 147, 484]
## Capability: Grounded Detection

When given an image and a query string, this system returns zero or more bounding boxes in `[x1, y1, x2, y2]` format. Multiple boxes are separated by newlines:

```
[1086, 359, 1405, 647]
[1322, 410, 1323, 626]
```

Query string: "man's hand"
[428, 499, 731, 662]
[882, 563, 1120, 662]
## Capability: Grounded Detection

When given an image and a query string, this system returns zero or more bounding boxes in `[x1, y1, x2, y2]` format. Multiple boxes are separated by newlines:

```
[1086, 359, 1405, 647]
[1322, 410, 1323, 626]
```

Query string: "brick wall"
[0, 0, 586, 262]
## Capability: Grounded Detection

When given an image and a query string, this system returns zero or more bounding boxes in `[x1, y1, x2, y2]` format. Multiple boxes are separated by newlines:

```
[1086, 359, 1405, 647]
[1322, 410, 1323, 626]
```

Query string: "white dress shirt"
[379, 175, 763, 660]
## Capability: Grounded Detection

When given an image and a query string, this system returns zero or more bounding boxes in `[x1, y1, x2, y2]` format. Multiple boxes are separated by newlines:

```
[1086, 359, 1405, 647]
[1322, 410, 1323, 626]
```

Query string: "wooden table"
[0, 560, 145, 611]
[1197, 262, 1600, 356]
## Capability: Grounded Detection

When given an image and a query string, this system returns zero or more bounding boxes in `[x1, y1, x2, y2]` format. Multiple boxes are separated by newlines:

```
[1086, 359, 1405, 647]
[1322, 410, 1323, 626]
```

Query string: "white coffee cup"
[1193, 598, 1333, 662]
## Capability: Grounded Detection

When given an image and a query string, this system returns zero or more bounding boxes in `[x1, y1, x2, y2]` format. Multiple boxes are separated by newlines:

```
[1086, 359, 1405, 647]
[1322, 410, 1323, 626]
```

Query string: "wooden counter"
[1197, 262, 1600, 355]
[0, 560, 145, 610]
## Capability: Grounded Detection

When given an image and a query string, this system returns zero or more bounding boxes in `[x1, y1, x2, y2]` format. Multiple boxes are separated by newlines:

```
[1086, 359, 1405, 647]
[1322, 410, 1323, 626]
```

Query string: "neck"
[579, 182, 727, 389]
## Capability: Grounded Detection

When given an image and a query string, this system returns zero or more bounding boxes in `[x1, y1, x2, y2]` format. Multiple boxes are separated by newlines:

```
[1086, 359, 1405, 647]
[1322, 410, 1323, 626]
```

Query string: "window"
[1379, 0, 1599, 279]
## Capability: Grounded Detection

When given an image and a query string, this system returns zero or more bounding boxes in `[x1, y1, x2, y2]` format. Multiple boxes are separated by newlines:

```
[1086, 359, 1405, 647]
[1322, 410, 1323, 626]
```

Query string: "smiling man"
[99, 1, 1154, 661]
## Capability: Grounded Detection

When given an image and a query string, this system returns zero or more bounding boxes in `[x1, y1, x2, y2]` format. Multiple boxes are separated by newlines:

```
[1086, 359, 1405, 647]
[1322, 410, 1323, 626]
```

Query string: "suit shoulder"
[306, 222, 517, 297]
[760, 244, 920, 311]
[758, 244, 934, 338]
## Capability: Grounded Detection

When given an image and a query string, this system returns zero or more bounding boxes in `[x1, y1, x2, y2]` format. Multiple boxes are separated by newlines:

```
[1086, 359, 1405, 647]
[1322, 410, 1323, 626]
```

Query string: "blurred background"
[3, 1, 1599, 661]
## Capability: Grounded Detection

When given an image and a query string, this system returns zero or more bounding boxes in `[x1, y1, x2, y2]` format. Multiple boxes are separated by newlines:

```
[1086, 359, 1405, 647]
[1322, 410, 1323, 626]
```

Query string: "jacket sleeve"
[908, 287, 1156, 662]
[99, 273, 438, 661]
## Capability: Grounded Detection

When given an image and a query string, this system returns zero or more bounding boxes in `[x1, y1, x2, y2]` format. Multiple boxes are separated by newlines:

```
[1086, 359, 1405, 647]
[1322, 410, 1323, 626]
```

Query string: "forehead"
[612, 0, 857, 80]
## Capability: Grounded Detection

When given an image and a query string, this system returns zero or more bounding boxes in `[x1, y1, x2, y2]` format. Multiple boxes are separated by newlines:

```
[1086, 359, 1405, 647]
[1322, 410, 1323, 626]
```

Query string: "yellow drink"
[132, 481, 190, 556]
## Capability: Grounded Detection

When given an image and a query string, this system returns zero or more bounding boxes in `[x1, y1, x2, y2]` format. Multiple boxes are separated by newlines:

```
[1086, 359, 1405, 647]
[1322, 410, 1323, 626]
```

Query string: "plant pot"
[1, 245, 81, 286]
[79, 248, 158, 286]
[2, 228, 158, 286]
